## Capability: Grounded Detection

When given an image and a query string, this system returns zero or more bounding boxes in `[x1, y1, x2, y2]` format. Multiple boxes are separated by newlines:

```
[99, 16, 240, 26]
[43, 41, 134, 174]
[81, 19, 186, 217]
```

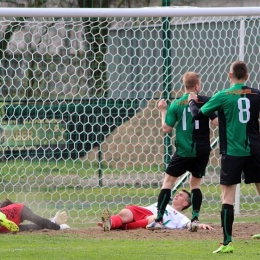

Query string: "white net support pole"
[234, 17, 246, 215]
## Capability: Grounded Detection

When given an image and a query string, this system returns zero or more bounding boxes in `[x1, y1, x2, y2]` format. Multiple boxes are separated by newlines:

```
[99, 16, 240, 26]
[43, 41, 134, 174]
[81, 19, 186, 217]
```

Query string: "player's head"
[182, 72, 201, 94]
[229, 61, 248, 82]
[172, 189, 191, 211]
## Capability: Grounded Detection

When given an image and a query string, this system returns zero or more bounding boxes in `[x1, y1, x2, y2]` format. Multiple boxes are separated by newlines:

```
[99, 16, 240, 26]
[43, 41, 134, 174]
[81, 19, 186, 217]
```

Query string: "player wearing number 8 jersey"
[146, 72, 218, 232]
[188, 61, 260, 253]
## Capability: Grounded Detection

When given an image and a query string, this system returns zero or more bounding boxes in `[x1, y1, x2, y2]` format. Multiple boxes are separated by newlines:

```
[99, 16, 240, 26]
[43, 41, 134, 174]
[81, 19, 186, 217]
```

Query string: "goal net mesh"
[0, 11, 259, 224]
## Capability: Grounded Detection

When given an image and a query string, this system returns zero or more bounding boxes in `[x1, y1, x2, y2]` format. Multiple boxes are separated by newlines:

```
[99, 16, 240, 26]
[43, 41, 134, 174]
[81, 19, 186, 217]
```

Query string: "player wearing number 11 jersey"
[188, 61, 260, 253]
[146, 72, 218, 232]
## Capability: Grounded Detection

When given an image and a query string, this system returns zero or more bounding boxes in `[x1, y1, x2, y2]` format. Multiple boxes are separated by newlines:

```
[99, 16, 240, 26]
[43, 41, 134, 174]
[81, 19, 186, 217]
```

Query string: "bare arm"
[146, 213, 215, 230]
[158, 99, 172, 133]
[186, 222, 215, 230]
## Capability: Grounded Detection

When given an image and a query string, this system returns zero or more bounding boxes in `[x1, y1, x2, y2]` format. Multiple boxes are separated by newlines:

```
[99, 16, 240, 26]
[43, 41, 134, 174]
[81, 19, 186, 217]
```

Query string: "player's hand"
[54, 210, 68, 225]
[158, 99, 167, 111]
[188, 92, 198, 102]
[200, 223, 214, 230]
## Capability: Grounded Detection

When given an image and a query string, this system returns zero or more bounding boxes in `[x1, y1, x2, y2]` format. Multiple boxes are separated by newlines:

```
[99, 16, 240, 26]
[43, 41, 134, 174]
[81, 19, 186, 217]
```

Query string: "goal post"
[0, 7, 260, 224]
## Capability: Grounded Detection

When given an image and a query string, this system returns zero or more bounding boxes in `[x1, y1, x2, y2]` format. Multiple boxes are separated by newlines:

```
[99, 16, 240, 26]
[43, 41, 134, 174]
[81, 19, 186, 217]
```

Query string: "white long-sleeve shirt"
[144, 204, 190, 229]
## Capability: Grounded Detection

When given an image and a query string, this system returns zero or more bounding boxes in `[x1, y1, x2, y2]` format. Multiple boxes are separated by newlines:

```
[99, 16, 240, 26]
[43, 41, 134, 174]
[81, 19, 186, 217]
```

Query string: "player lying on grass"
[0, 198, 70, 233]
[98, 190, 214, 231]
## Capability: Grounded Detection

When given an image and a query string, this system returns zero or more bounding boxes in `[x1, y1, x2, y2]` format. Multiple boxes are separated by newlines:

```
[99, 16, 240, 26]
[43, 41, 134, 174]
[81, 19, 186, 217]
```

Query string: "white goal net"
[0, 7, 260, 224]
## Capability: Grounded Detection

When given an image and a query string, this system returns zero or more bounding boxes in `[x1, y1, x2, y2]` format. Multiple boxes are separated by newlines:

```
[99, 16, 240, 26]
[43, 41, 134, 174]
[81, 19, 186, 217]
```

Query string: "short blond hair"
[182, 72, 200, 90]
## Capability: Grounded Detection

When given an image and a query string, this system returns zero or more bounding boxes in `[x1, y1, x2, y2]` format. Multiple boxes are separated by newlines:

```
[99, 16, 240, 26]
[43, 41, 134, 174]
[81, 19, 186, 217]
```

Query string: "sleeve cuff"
[188, 99, 196, 105]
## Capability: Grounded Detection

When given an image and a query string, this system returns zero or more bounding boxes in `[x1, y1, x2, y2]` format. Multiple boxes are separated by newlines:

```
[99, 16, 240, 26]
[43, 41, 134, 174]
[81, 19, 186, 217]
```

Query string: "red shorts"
[0, 204, 24, 232]
[125, 205, 153, 221]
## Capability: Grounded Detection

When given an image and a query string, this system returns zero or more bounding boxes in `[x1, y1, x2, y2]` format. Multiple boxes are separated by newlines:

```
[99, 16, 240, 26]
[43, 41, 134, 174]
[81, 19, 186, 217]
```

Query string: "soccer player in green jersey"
[188, 60, 260, 254]
[146, 72, 218, 232]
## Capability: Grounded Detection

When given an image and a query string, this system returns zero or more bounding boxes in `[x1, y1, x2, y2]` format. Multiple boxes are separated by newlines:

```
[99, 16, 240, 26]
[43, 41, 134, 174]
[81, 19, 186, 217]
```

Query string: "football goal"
[0, 6, 259, 224]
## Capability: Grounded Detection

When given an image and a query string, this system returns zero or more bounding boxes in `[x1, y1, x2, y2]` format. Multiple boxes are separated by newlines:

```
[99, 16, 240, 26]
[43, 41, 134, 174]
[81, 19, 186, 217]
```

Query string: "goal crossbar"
[1, 7, 260, 18]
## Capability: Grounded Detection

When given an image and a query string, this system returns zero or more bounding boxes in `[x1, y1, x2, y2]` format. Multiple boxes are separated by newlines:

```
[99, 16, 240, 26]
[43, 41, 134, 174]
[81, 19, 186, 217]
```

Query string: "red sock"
[110, 215, 123, 229]
[124, 219, 148, 230]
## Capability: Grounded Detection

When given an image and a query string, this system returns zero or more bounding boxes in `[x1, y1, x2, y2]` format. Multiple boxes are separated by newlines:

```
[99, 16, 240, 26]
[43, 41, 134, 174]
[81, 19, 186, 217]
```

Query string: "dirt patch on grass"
[14, 222, 260, 241]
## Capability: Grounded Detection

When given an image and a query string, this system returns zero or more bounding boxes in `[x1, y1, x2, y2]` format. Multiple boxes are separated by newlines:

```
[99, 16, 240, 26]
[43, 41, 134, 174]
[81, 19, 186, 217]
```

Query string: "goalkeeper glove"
[51, 210, 68, 225]
[60, 224, 70, 230]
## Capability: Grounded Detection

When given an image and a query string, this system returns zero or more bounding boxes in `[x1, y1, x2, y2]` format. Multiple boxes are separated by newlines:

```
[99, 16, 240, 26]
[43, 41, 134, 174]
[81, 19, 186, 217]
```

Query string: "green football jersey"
[201, 83, 260, 156]
[165, 93, 216, 157]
